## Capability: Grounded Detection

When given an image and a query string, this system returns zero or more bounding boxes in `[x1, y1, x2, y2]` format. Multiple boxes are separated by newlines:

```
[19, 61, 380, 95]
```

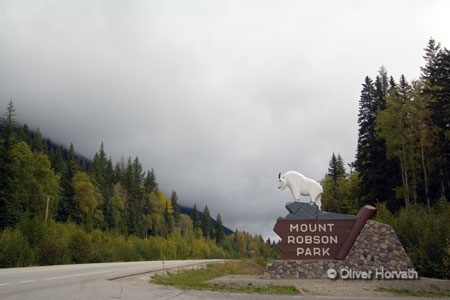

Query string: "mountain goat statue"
[277, 171, 323, 210]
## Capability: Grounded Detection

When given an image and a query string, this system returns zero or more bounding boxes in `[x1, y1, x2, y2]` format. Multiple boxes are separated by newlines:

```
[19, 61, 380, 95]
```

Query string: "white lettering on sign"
[289, 223, 334, 233]
[297, 247, 330, 256]
[286, 222, 340, 257]
[287, 235, 338, 244]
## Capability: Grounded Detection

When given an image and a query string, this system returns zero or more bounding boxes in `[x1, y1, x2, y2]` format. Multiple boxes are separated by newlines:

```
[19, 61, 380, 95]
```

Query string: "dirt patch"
[207, 275, 450, 297]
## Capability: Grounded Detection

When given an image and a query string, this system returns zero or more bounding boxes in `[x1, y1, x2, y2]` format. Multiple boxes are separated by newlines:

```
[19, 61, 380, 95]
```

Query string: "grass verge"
[376, 287, 450, 297]
[151, 259, 300, 295]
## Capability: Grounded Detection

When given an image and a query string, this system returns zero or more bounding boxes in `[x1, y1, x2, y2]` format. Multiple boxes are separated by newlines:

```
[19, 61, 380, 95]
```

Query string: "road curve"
[0, 260, 437, 300]
[0, 260, 223, 300]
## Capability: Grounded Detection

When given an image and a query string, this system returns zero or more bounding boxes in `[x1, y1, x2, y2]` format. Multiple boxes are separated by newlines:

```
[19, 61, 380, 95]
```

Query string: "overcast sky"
[1, 0, 449, 240]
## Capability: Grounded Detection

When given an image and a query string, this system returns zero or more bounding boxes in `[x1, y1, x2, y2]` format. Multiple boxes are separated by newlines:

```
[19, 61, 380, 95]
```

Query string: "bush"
[89, 229, 112, 263]
[376, 202, 450, 279]
[36, 222, 71, 265]
[68, 229, 92, 263]
[17, 214, 47, 248]
[0, 228, 34, 267]
[109, 235, 141, 261]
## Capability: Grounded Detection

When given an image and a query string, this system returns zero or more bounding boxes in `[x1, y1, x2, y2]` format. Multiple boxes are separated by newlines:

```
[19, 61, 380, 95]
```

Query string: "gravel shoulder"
[207, 275, 450, 297]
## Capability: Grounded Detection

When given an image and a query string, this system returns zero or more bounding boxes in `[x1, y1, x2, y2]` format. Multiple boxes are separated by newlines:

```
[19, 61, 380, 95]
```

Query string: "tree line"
[0, 105, 274, 267]
[321, 39, 450, 278]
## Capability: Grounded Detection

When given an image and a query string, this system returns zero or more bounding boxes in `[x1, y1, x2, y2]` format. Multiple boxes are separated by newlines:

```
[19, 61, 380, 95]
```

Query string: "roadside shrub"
[145, 236, 165, 259]
[36, 222, 70, 265]
[17, 214, 47, 248]
[89, 229, 112, 263]
[109, 235, 141, 261]
[68, 229, 92, 263]
[0, 228, 34, 267]
[376, 202, 450, 279]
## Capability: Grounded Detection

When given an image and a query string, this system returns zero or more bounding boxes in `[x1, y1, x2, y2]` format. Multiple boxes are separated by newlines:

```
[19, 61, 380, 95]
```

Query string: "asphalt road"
[0, 260, 441, 300]
[0, 260, 223, 300]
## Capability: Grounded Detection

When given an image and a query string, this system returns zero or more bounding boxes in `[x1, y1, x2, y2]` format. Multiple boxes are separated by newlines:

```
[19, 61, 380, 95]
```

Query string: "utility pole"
[45, 196, 50, 223]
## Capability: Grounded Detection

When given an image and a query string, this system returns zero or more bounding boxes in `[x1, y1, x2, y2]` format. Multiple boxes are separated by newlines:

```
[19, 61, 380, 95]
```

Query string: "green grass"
[376, 287, 450, 297]
[151, 259, 300, 295]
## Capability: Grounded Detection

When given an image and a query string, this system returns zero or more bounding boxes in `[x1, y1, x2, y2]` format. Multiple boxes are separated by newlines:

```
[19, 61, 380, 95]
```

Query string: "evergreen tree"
[91, 143, 114, 229]
[17, 124, 31, 147]
[191, 204, 200, 230]
[201, 206, 213, 239]
[322, 154, 359, 213]
[214, 213, 226, 244]
[31, 128, 45, 153]
[120, 156, 145, 235]
[355, 71, 400, 210]
[328, 153, 346, 181]
[51, 145, 66, 175]
[0, 101, 17, 228]
[421, 38, 441, 86]
[57, 143, 82, 223]
[143, 169, 158, 194]
[170, 190, 180, 223]
[421, 39, 450, 200]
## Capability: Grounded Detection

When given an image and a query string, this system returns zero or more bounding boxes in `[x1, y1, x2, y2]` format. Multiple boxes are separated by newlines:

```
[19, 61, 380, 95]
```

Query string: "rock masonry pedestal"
[264, 219, 413, 279]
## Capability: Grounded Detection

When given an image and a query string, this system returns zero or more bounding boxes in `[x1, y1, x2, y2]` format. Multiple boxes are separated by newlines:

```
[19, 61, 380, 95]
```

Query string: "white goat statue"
[278, 171, 323, 210]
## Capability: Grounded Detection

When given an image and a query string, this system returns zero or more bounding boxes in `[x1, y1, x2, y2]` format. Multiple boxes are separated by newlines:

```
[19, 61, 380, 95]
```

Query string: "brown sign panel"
[274, 205, 375, 260]
[274, 219, 355, 259]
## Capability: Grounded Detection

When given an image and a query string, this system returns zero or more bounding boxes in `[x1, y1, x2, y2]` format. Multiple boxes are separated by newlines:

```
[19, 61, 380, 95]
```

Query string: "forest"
[321, 39, 450, 279]
[0, 105, 274, 267]
[1, 38, 449, 279]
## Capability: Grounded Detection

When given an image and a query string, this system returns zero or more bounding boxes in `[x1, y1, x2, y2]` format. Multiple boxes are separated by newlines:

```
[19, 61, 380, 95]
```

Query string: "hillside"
[0, 102, 273, 268]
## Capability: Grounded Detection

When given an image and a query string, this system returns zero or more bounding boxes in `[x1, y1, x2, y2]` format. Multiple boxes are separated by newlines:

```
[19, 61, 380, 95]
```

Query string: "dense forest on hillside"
[321, 39, 450, 279]
[0, 107, 274, 267]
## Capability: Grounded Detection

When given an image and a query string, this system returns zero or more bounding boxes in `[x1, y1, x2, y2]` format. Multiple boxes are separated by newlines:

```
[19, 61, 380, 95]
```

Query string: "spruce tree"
[201, 206, 213, 239]
[57, 143, 82, 223]
[170, 190, 180, 223]
[0, 101, 17, 228]
[214, 213, 226, 244]
[91, 143, 114, 229]
[421, 39, 450, 199]
[328, 153, 346, 181]
[191, 204, 200, 230]
[355, 71, 400, 210]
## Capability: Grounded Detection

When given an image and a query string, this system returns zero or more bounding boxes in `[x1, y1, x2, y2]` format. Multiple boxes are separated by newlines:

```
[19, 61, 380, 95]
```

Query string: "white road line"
[0, 282, 11, 286]
[18, 280, 35, 284]
[45, 270, 111, 280]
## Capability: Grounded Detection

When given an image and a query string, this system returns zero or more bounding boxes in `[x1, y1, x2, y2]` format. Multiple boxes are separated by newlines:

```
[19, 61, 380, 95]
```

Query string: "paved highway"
[0, 260, 435, 300]
[0, 260, 224, 300]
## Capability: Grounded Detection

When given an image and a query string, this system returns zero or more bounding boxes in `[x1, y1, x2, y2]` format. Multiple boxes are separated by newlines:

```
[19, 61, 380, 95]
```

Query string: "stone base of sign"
[264, 220, 414, 279]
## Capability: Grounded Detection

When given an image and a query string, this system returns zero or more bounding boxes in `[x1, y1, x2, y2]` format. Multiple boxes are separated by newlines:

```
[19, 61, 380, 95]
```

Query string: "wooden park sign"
[276, 171, 376, 260]
[274, 202, 376, 260]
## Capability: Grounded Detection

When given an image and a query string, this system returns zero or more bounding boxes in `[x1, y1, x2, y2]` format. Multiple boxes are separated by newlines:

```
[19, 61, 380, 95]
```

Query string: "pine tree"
[170, 190, 180, 223]
[421, 39, 450, 200]
[328, 153, 346, 181]
[143, 169, 158, 194]
[0, 101, 17, 228]
[91, 143, 114, 229]
[57, 143, 82, 223]
[355, 71, 400, 209]
[214, 213, 226, 244]
[323, 153, 349, 213]
[31, 129, 45, 153]
[201, 206, 213, 239]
